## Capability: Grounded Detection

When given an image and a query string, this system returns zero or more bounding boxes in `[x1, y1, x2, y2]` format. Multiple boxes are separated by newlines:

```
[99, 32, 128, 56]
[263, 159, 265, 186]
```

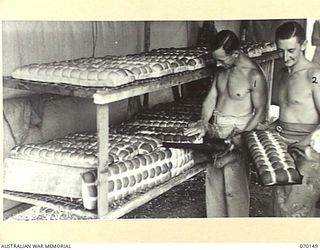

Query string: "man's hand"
[227, 127, 243, 150]
[184, 120, 208, 138]
[256, 119, 277, 131]
[305, 146, 320, 162]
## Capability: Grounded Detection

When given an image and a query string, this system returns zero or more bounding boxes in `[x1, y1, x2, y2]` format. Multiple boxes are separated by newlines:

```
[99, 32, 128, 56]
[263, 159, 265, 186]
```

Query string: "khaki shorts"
[207, 111, 253, 139]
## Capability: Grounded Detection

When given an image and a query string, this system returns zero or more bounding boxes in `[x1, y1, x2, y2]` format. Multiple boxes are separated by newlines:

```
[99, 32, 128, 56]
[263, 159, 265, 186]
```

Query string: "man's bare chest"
[217, 69, 251, 99]
[279, 73, 313, 104]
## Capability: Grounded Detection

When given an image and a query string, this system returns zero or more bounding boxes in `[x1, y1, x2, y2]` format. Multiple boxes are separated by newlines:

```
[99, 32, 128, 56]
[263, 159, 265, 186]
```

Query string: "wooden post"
[172, 86, 182, 102]
[267, 59, 275, 121]
[259, 60, 275, 121]
[144, 21, 151, 52]
[143, 21, 151, 108]
[96, 104, 109, 218]
[127, 96, 142, 119]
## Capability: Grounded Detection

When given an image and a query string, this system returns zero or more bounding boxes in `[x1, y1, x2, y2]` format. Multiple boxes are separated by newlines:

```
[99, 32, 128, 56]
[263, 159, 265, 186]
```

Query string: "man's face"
[212, 47, 237, 69]
[276, 36, 306, 68]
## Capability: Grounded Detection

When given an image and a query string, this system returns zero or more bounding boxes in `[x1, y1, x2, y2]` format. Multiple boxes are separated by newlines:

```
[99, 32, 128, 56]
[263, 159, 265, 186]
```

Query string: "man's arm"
[242, 70, 268, 131]
[184, 73, 218, 137]
[298, 69, 320, 146]
[201, 73, 218, 122]
[312, 70, 320, 116]
[312, 20, 320, 46]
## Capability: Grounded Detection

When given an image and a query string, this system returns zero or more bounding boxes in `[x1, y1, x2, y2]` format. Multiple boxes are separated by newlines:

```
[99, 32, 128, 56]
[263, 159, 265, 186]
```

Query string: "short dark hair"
[210, 30, 240, 55]
[275, 21, 306, 44]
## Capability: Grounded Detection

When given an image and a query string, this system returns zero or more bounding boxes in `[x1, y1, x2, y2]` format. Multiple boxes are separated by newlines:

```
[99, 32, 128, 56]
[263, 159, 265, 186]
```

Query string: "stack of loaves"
[4, 131, 195, 209]
[9, 132, 162, 168]
[11, 47, 211, 87]
[81, 147, 194, 207]
[240, 42, 277, 58]
[4, 97, 204, 210]
[244, 130, 302, 186]
[111, 99, 202, 144]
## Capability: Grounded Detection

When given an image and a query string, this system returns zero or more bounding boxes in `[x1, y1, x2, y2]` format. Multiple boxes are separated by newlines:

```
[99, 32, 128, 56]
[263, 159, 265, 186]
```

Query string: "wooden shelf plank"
[3, 68, 212, 103]
[3, 191, 97, 219]
[93, 69, 211, 104]
[3, 76, 98, 98]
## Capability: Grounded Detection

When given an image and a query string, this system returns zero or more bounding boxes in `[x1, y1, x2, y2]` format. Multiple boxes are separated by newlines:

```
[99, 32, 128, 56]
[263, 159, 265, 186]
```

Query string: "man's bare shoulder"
[305, 64, 320, 86]
[241, 54, 260, 68]
[307, 64, 320, 77]
[248, 67, 266, 82]
[237, 56, 263, 73]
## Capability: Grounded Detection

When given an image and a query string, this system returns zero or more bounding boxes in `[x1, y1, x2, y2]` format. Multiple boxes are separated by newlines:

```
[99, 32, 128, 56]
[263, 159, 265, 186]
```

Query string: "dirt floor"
[121, 170, 274, 219]
[5, 170, 274, 221]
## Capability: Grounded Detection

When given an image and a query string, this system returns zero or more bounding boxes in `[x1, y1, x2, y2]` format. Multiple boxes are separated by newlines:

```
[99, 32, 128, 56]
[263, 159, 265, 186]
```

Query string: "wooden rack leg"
[267, 60, 275, 120]
[143, 93, 149, 108]
[260, 60, 275, 121]
[127, 96, 142, 119]
[97, 104, 110, 219]
[172, 86, 181, 102]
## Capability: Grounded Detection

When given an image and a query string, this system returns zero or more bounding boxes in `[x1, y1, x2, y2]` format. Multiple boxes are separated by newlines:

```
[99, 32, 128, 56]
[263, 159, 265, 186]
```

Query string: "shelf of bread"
[4, 149, 210, 220]
[241, 42, 277, 57]
[10, 47, 212, 87]
[3, 68, 212, 103]
[4, 45, 280, 104]
[111, 99, 202, 142]
[3, 97, 216, 218]
[3, 160, 210, 220]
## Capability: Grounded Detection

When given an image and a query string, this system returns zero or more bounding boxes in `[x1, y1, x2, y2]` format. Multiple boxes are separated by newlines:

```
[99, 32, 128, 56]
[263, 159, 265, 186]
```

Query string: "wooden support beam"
[172, 85, 181, 102]
[127, 96, 142, 119]
[143, 21, 151, 108]
[96, 104, 110, 219]
[259, 59, 276, 121]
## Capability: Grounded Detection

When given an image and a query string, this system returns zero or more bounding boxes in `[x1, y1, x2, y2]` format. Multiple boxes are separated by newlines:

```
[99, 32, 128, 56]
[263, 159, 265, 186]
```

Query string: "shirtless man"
[271, 21, 320, 217]
[185, 30, 268, 217]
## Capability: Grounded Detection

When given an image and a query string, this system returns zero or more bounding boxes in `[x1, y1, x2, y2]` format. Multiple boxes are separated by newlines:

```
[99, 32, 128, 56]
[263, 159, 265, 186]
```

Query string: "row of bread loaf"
[11, 47, 211, 87]
[112, 99, 202, 144]
[111, 125, 202, 144]
[245, 130, 302, 186]
[9, 133, 162, 168]
[241, 42, 277, 58]
[81, 148, 195, 207]
[124, 119, 189, 128]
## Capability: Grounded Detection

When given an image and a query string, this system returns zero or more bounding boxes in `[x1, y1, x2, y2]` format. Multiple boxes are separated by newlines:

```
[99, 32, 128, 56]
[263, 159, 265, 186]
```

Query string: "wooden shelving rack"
[3, 69, 212, 220]
[3, 50, 281, 220]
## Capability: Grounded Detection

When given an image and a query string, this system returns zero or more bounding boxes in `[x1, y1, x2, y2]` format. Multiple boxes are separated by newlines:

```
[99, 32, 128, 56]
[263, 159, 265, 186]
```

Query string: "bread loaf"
[80, 171, 97, 210]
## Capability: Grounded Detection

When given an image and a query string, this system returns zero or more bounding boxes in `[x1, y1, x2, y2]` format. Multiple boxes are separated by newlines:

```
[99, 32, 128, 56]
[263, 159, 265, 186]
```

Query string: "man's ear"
[301, 40, 307, 51]
[232, 50, 240, 58]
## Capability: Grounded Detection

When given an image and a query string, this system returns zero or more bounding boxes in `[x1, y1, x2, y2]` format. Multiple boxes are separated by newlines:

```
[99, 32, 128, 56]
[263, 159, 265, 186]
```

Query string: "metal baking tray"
[162, 137, 229, 152]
